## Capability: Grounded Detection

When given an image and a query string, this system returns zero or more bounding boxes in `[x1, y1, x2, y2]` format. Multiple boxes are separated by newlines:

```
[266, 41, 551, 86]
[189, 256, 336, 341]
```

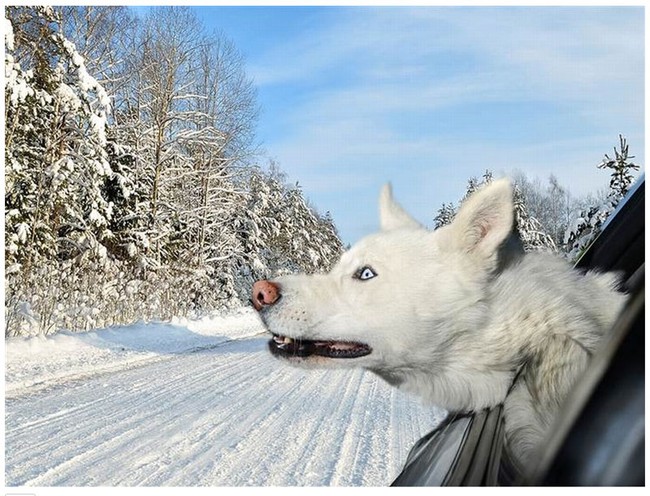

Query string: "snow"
[5, 63, 34, 105]
[5, 308, 444, 486]
[55, 82, 82, 111]
[4, 16, 14, 51]
[89, 113, 107, 145]
[16, 222, 29, 243]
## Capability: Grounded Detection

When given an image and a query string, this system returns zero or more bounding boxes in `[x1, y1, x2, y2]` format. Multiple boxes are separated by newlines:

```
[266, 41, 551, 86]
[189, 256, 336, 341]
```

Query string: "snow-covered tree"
[564, 135, 640, 261]
[5, 6, 120, 336]
[512, 185, 557, 252]
[58, 6, 137, 99]
[235, 169, 283, 280]
[433, 202, 456, 230]
[433, 172, 493, 230]
[4, 6, 343, 337]
[315, 210, 345, 271]
[232, 168, 343, 300]
[598, 135, 640, 199]
[433, 170, 556, 252]
[511, 171, 607, 251]
[5, 6, 113, 269]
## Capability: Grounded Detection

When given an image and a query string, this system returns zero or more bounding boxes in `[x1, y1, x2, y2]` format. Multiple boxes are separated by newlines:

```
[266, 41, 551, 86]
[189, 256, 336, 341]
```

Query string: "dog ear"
[450, 178, 515, 267]
[379, 183, 423, 231]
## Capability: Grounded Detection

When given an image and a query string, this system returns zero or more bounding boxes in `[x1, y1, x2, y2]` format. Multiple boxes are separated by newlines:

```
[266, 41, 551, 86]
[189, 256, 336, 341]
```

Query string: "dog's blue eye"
[355, 266, 377, 281]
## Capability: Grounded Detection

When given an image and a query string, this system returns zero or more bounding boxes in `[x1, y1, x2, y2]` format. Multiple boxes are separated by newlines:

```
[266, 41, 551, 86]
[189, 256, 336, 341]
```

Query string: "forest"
[5, 6, 343, 336]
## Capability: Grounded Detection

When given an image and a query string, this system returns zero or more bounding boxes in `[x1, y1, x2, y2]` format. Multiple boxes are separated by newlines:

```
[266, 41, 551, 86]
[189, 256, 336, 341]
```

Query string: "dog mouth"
[268, 333, 372, 359]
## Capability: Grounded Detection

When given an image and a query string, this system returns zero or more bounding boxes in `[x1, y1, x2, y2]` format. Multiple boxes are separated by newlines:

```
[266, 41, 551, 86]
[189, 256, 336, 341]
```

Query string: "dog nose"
[252, 280, 281, 311]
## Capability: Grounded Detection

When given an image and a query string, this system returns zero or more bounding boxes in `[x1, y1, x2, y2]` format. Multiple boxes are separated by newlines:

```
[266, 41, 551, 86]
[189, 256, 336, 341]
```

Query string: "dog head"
[253, 179, 517, 386]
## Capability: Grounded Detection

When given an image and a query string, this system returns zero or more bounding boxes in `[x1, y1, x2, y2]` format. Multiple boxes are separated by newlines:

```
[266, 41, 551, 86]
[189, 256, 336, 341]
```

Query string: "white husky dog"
[252, 179, 626, 469]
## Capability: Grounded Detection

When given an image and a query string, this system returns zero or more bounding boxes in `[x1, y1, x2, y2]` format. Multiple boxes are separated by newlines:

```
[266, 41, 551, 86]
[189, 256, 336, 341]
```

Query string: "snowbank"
[5, 307, 266, 395]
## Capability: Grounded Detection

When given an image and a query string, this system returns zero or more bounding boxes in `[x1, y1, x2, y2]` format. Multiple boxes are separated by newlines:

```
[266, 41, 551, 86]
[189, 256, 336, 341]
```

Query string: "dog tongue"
[329, 342, 357, 350]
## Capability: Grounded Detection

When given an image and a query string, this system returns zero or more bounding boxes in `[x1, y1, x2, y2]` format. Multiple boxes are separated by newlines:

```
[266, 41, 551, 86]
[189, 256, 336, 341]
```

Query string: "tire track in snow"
[6, 342, 270, 486]
[6, 336, 443, 486]
[192, 367, 360, 485]
[140, 358, 326, 485]
[258, 368, 369, 486]
[329, 371, 378, 485]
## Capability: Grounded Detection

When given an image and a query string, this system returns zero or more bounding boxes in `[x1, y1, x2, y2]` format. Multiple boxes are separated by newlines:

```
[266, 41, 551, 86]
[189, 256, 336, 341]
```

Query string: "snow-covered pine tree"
[235, 169, 282, 282]
[464, 171, 492, 201]
[235, 168, 343, 282]
[433, 202, 457, 229]
[277, 184, 344, 273]
[5, 6, 117, 335]
[315, 210, 344, 271]
[599, 135, 640, 199]
[564, 135, 640, 262]
[101, 138, 144, 262]
[57, 6, 148, 266]
[432, 171, 492, 230]
[433, 170, 556, 252]
[512, 185, 557, 252]
[5, 6, 113, 265]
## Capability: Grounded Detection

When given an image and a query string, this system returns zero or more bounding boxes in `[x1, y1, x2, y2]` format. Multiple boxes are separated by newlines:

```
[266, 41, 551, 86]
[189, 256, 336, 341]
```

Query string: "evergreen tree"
[433, 170, 556, 252]
[512, 185, 557, 252]
[564, 135, 640, 261]
[433, 202, 456, 229]
[598, 135, 640, 199]
[5, 6, 113, 269]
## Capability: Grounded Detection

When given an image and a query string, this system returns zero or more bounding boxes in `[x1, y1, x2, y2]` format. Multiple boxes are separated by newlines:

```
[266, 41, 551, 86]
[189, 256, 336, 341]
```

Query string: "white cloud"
[252, 7, 643, 102]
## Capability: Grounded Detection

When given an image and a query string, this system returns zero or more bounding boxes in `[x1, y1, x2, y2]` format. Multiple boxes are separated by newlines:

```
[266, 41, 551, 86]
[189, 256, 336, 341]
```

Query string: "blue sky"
[191, 6, 644, 244]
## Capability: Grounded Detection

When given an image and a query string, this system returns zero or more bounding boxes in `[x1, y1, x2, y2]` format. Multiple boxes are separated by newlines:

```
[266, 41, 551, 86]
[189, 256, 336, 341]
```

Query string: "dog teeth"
[283, 337, 294, 344]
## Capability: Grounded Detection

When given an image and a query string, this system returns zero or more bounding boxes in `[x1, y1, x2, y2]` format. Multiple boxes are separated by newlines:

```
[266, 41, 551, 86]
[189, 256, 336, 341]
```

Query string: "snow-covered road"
[5, 311, 444, 486]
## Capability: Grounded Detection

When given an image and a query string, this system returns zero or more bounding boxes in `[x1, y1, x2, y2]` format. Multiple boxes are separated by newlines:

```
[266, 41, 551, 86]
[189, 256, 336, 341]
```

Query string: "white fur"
[258, 179, 626, 468]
